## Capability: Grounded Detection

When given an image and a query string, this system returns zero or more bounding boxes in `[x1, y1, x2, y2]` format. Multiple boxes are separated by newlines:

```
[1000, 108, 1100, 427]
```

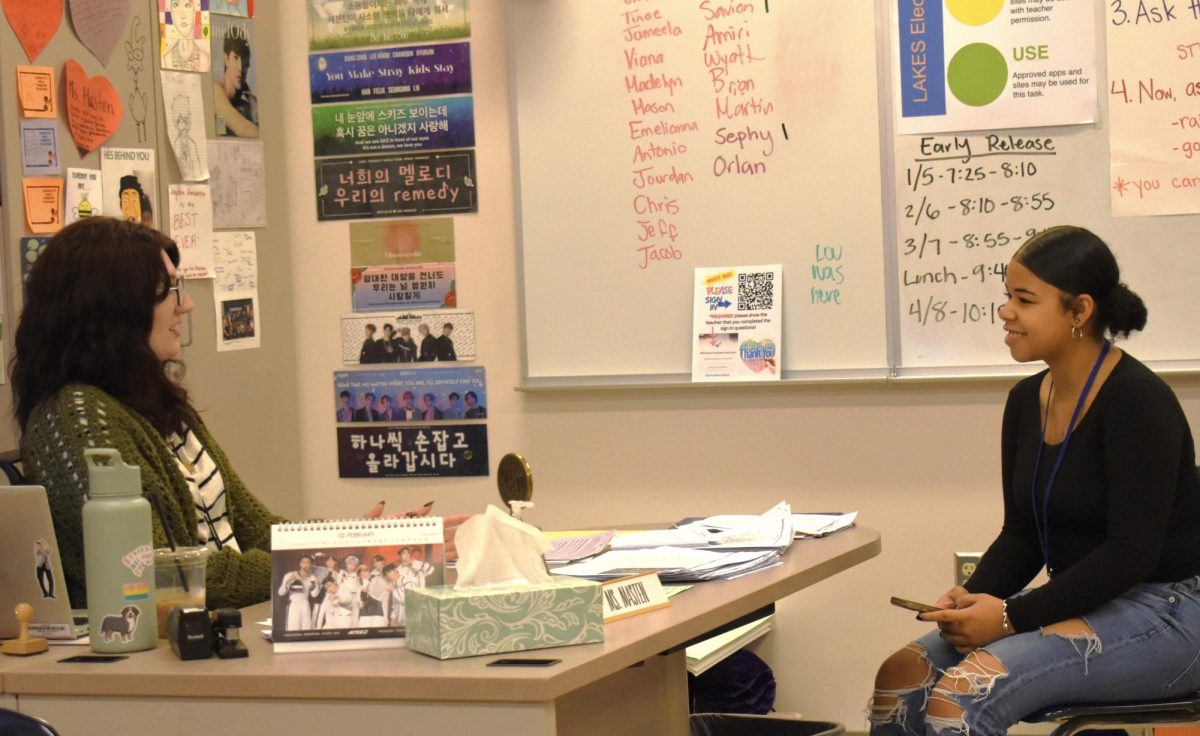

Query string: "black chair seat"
[0, 448, 27, 485]
[1024, 692, 1200, 736]
[0, 708, 60, 736]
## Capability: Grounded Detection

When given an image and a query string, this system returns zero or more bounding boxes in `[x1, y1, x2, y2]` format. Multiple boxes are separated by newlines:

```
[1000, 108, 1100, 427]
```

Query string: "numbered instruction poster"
[1106, 2, 1200, 216]
[691, 265, 782, 383]
[892, 0, 1097, 134]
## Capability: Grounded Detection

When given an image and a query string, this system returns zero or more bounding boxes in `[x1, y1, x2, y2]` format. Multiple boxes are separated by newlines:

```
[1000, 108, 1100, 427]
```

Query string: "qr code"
[738, 272, 774, 311]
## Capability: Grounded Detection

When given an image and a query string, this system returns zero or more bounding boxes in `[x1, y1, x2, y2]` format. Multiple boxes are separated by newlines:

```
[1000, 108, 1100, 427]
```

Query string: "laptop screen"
[0, 485, 88, 638]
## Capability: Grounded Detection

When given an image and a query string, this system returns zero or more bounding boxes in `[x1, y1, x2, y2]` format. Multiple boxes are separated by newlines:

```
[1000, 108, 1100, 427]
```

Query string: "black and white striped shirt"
[169, 427, 240, 553]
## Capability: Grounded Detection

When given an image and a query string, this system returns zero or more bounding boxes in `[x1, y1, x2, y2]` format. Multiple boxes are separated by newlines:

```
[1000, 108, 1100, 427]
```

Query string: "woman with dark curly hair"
[15, 217, 467, 612]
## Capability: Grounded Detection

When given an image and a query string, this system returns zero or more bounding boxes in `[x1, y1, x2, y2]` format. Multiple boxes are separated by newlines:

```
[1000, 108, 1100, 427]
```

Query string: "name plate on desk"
[602, 572, 670, 622]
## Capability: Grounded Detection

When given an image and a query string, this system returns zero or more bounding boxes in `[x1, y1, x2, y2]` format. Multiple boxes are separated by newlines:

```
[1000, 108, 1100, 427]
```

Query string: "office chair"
[0, 708, 61, 736]
[0, 448, 27, 485]
[1023, 692, 1200, 736]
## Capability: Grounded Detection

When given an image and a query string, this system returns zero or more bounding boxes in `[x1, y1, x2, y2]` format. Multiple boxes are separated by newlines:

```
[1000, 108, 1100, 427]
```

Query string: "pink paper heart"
[69, 0, 131, 66]
[3, 0, 63, 63]
[64, 59, 123, 154]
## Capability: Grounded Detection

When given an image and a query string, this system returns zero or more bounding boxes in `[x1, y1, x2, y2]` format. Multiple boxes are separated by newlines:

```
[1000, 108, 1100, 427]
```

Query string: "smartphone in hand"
[890, 596, 942, 613]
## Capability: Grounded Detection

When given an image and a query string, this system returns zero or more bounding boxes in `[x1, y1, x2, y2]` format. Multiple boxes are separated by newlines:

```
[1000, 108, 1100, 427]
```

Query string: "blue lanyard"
[1031, 340, 1111, 573]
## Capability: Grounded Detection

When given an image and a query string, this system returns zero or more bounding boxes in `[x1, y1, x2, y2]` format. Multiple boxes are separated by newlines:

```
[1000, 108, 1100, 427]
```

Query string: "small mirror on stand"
[497, 453, 533, 518]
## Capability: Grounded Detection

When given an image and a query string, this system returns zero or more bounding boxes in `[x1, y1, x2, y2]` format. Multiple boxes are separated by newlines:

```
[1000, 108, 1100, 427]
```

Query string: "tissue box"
[405, 576, 604, 659]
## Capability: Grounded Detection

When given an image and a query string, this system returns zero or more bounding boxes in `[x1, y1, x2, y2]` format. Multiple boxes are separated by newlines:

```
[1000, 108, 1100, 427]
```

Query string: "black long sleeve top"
[964, 353, 1200, 631]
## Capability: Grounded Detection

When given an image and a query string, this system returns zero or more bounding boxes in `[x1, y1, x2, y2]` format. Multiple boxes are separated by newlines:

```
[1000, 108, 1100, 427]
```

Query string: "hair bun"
[1104, 282, 1147, 339]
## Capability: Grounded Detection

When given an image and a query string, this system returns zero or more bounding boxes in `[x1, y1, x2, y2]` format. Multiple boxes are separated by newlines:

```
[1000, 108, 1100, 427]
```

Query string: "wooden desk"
[7, 526, 880, 736]
[0, 647, 38, 710]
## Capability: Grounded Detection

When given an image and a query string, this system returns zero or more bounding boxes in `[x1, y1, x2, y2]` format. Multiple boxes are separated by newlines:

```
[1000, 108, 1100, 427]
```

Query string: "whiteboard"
[511, 0, 890, 383]
[885, 3, 1200, 377]
[512, 0, 1200, 386]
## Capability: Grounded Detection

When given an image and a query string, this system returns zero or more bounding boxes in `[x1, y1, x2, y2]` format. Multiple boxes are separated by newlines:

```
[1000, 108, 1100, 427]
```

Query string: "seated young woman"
[869, 225, 1200, 736]
[13, 218, 464, 610]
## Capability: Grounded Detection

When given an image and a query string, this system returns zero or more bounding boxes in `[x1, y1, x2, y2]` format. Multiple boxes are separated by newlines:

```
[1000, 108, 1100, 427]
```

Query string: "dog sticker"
[99, 605, 141, 642]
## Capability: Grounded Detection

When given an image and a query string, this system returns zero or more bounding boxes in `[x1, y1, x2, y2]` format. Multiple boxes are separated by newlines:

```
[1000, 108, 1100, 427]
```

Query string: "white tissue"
[453, 504, 555, 589]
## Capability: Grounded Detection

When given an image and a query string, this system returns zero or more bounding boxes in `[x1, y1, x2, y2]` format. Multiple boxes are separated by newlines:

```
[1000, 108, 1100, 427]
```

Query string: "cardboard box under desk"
[405, 576, 604, 659]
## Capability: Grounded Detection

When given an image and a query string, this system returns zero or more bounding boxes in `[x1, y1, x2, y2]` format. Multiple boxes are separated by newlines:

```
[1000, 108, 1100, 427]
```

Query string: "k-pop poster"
[341, 310, 475, 365]
[314, 150, 477, 220]
[351, 263, 455, 311]
[336, 425, 488, 478]
[350, 217, 455, 267]
[309, 42, 471, 104]
[211, 13, 258, 137]
[312, 96, 475, 157]
[333, 366, 486, 424]
[308, 0, 469, 51]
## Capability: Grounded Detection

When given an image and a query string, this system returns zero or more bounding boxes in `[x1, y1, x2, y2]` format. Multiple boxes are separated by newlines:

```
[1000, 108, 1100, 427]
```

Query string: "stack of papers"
[549, 505, 858, 583]
[544, 530, 615, 564]
[554, 503, 793, 582]
[552, 545, 783, 582]
[686, 615, 773, 676]
[792, 512, 857, 537]
[612, 502, 795, 552]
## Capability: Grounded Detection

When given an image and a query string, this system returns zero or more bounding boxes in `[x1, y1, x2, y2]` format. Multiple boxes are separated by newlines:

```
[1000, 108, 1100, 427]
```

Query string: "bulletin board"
[0, 0, 163, 322]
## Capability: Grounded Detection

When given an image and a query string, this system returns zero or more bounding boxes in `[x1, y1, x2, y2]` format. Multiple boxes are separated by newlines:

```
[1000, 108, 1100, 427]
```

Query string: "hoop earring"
[1071, 323, 1083, 340]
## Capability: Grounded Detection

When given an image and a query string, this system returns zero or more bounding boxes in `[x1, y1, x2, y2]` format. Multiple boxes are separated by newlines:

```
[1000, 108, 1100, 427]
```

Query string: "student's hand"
[919, 593, 1009, 653]
[379, 502, 472, 562]
[364, 500, 435, 519]
[933, 585, 969, 610]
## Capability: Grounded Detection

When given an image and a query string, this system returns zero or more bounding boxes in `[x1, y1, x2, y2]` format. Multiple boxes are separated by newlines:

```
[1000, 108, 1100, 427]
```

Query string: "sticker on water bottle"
[123, 582, 150, 601]
[121, 544, 154, 577]
[98, 604, 143, 643]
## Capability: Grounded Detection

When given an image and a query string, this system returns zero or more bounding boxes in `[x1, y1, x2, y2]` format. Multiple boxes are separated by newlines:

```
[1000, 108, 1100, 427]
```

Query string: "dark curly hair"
[1013, 225, 1148, 340]
[12, 217, 197, 435]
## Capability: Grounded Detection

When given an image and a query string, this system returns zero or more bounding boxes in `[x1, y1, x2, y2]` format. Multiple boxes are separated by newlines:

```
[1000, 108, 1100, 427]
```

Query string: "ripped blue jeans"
[869, 577, 1200, 736]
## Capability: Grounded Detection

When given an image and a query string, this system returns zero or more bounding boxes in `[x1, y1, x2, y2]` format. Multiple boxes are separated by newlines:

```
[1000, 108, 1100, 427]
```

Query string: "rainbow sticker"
[123, 581, 151, 601]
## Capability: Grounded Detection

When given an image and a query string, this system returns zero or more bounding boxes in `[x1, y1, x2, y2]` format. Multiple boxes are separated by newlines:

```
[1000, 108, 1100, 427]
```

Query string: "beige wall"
[0, 1, 304, 519]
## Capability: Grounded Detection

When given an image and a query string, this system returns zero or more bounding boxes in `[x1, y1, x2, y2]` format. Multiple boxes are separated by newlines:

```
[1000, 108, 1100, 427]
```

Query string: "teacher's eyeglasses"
[168, 275, 186, 307]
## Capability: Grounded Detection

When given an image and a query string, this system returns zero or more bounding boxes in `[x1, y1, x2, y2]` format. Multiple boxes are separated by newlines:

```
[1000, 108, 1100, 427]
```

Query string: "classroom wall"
[292, 3, 1200, 730]
[185, 1, 304, 522]
[0, 1, 304, 519]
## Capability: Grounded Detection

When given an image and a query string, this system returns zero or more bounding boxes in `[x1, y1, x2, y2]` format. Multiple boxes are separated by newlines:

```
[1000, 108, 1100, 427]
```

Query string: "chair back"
[0, 708, 61, 736]
[0, 448, 29, 485]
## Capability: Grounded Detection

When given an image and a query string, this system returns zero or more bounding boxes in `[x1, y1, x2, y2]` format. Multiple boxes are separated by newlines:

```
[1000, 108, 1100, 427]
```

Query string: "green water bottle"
[83, 449, 157, 653]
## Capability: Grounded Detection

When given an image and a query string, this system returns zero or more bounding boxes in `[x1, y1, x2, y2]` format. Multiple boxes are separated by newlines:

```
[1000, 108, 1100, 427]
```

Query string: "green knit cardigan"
[21, 384, 286, 610]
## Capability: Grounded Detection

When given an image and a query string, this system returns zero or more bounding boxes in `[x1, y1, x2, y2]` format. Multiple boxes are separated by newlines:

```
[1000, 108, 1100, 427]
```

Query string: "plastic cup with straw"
[150, 495, 209, 636]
